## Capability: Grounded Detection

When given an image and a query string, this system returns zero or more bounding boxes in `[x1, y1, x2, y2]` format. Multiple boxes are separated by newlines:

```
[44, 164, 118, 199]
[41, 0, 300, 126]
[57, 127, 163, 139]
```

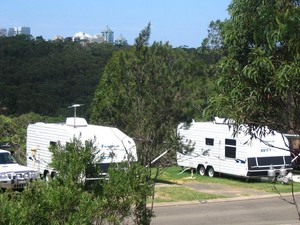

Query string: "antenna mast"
[68, 104, 83, 127]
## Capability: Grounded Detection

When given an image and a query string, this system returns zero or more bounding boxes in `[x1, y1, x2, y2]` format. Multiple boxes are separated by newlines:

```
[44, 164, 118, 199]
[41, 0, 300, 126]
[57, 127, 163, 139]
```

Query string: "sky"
[0, 0, 231, 48]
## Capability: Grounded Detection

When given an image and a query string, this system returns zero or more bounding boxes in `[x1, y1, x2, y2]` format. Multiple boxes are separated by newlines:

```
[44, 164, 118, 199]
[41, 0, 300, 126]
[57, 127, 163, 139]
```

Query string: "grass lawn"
[152, 166, 300, 203]
[154, 186, 226, 203]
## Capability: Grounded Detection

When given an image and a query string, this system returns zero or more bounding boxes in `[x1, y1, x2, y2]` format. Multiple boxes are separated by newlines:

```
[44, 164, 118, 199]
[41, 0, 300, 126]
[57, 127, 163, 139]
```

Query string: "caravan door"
[217, 137, 248, 177]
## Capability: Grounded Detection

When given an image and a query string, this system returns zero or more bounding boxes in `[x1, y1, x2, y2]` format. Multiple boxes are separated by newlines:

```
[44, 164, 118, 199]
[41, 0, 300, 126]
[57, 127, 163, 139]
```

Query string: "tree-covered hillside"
[0, 34, 221, 121]
[0, 29, 224, 161]
[0, 35, 125, 118]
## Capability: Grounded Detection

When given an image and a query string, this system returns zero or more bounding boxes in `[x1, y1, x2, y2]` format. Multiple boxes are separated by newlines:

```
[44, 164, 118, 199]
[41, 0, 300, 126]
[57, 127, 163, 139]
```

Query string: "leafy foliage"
[102, 163, 154, 224]
[91, 24, 204, 167]
[0, 113, 46, 163]
[49, 138, 99, 189]
[91, 23, 210, 224]
[208, 0, 300, 137]
[0, 138, 153, 224]
[0, 19, 233, 225]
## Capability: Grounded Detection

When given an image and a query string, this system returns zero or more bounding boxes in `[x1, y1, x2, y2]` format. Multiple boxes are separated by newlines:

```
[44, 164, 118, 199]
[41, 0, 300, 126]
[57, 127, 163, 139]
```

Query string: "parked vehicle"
[177, 118, 292, 179]
[26, 117, 137, 179]
[0, 149, 38, 190]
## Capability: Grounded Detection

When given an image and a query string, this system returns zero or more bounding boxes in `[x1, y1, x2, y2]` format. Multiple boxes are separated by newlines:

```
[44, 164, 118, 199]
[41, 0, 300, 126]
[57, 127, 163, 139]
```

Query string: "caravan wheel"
[43, 170, 50, 181]
[197, 165, 206, 176]
[207, 167, 215, 178]
[50, 171, 57, 179]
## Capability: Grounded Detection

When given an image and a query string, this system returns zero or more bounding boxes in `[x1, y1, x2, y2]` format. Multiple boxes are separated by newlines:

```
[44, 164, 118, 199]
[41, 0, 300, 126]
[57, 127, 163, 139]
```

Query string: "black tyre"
[197, 165, 206, 176]
[43, 170, 50, 181]
[50, 171, 56, 179]
[207, 167, 215, 177]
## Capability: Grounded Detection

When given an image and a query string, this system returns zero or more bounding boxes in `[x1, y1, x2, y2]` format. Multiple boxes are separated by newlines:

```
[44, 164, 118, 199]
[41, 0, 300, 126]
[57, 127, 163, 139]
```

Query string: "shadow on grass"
[213, 173, 262, 183]
[153, 178, 179, 185]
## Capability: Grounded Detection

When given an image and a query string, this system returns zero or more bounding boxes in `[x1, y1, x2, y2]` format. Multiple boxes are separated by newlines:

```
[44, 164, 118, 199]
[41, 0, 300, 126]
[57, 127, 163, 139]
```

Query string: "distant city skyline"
[0, 26, 30, 37]
[0, 25, 127, 45]
[0, 0, 231, 48]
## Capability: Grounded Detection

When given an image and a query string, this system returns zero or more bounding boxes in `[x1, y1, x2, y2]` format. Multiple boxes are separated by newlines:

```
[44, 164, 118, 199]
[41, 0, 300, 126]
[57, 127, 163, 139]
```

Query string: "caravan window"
[205, 138, 214, 146]
[257, 156, 284, 166]
[225, 139, 236, 146]
[225, 139, 236, 158]
[50, 141, 57, 147]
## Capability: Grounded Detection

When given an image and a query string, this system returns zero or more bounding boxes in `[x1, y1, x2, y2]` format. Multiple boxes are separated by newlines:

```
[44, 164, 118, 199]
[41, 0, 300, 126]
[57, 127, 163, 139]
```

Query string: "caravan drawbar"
[177, 118, 292, 178]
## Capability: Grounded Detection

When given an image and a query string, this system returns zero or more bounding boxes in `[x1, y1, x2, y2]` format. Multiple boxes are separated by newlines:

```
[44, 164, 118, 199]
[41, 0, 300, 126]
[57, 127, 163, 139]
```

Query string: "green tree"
[102, 163, 153, 224]
[0, 113, 45, 163]
[197, 20, 226, 120]
[91, 23, 203, 224]
[0, 138, 153, 224]
[208, 0, 300, 139]
[199, 20, 225, 72]
[91, 23, 202, 166]
[200, 20, 224, 51]
[49, 138, 99, 189]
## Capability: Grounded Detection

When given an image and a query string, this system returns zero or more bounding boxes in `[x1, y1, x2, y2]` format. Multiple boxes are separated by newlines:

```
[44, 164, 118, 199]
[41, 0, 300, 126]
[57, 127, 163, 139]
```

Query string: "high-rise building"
[7, 28, 14, 37]
[7, 27, 30, 37]
[101, 26, 114, 43]
[0, 28, 7, 37]
[115, 34, 128, 45]
[19, 27, 30, 35]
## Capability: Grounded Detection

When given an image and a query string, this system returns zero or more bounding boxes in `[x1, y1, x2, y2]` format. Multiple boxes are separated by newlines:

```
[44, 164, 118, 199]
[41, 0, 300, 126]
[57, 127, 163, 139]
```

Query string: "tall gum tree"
[209, 0, 300, 147]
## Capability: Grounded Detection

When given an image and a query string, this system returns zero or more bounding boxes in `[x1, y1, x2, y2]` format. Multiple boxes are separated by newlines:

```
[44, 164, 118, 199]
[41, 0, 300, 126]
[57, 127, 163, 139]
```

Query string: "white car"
[0, 149, 38, 190]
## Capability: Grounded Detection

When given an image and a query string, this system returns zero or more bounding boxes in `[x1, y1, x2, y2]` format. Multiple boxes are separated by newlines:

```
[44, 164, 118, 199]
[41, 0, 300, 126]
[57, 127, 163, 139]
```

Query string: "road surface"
[152, 195, 300, 225]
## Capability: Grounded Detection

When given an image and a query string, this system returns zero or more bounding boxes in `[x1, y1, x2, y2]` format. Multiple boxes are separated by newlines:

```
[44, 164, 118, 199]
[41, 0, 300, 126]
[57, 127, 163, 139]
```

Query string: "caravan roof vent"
[214, 117, 227, 124]
[66, 117, 88, 127]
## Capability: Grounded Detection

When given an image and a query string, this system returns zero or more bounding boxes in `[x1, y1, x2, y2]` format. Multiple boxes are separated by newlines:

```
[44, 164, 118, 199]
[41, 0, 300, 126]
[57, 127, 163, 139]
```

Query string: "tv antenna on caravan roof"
[68, 104, 84, 127]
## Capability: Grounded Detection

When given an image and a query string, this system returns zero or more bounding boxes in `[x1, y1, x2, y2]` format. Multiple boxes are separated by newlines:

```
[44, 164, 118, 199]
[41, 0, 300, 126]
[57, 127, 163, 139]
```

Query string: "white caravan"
[26, 117, 137, 178]
[177, 118, 292, 178]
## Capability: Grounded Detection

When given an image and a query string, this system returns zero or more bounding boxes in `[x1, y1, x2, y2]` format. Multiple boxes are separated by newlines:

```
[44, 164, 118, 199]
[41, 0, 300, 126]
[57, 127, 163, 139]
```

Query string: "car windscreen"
[0, 152, 18, 164]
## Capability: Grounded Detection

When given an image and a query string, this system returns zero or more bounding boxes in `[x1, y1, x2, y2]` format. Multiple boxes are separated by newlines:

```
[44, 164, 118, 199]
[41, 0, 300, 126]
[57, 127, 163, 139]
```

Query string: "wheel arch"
[197, 164, 206, 170]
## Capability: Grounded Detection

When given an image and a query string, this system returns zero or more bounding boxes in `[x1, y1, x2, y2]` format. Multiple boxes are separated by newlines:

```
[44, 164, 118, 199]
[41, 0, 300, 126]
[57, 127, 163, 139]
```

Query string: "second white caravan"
[26, 117, 137, 179]
[177, 118, 292, 178]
